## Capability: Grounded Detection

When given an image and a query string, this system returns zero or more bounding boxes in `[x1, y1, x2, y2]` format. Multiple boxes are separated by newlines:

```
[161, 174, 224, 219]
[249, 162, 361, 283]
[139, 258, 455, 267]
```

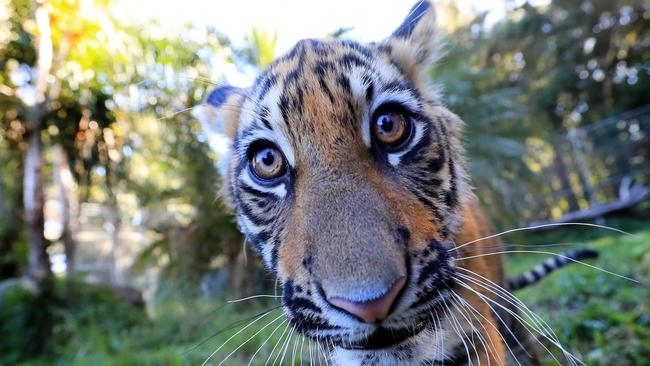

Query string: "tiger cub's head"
[198, 0, 475, 361]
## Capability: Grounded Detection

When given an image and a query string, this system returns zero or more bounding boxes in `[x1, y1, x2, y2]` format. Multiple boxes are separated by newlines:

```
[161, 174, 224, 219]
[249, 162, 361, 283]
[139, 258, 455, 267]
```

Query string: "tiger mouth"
[338, 321, 430, 350]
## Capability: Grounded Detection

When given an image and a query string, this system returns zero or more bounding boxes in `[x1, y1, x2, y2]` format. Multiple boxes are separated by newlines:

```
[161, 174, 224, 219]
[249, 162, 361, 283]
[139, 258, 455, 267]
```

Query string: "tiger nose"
[327, 277, 406, 323]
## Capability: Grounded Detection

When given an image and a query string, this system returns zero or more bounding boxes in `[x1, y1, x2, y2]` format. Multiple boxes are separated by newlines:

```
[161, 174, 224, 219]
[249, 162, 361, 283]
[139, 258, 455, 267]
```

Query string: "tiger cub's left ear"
[383, 1, 440, 79]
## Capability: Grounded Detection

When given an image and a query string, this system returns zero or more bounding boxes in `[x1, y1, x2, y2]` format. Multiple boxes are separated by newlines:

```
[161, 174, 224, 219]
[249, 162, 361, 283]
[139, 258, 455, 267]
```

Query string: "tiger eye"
[251, 147, 286, 181]
[373, 112, 409, 147]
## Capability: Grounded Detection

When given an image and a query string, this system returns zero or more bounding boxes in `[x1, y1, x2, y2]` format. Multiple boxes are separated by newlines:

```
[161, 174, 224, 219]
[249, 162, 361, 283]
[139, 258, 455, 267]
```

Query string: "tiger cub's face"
[198, 1, 472, 362]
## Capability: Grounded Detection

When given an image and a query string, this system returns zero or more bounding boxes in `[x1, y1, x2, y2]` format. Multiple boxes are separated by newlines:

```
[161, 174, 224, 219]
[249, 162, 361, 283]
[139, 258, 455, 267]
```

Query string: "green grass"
[2, 216, 648, 365]
[505, 216, 650, 365]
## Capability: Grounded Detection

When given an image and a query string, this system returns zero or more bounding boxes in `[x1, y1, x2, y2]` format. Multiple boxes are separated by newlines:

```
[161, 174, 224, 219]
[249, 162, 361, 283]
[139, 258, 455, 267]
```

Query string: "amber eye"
[250, 146, 286, 181]
[372, 112, 411, 148]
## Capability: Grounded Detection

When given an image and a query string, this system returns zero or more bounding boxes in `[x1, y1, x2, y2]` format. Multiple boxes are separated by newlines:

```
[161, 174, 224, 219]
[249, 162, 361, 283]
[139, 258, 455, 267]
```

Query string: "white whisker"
[456, 287, 529, 365]
[465, 278, 574, 366]
[444, 300, 474, 366]
[316, 340, 324, 366]
[454, 275, 582, 366]
[452, 222, 635, 252]
[298, 333, 305, 366]
[228, 294, 282, 303]
[158, 105, 201, 121]
[453, 292, 502, 366]
[318, 339, 330, 366]
[247, 319, 287, 366]
[451, 297, 488, 366]
[277, 328, 295, 366]
[264, 322, 291, 366]
[456, 270, 559, 341]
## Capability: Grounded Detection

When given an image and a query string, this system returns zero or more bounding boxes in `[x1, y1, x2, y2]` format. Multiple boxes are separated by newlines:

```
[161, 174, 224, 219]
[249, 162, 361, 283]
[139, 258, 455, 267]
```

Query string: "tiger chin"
[195, 1, 584, 365]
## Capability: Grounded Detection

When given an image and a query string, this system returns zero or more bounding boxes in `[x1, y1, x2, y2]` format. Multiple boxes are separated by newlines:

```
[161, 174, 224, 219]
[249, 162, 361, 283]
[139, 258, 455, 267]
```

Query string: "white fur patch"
[348, 68, 373, 148]
[372, 89, 421, 113]
[238, 214, 263, 235]
[260, 242, 274, 267]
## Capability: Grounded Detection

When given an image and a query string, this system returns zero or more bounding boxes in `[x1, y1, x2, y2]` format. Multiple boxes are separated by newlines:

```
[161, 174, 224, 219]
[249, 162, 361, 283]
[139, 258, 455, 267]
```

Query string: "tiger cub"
[196, 1, 594, 364]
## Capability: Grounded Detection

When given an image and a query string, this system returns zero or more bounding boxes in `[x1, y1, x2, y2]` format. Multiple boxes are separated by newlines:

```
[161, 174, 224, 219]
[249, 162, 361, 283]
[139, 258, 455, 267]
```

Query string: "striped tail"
[506, 249, 599, 291]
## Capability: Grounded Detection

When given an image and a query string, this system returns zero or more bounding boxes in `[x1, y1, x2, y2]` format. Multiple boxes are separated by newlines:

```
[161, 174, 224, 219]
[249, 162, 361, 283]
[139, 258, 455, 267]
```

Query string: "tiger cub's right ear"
[193, 85, 246, 143]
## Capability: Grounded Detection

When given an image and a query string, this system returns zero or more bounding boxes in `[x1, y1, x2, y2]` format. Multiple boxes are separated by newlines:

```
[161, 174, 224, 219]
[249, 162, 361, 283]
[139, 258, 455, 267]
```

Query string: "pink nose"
[328, 277, 406, 323]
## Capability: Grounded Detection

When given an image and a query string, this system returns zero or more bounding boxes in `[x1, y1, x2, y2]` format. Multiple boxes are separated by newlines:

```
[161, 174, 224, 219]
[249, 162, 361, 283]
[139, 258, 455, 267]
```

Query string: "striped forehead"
[238, 86, 297, 166]
[235, 39, 422, 161]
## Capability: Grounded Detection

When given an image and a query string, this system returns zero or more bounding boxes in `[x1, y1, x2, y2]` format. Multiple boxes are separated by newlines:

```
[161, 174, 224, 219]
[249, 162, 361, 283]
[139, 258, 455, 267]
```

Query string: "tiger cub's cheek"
[380, 180, 446, 250]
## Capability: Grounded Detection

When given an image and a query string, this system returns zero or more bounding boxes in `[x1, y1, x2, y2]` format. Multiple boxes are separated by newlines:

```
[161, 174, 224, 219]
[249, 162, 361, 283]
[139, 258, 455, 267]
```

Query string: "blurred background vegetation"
[0, 0, 648, 365]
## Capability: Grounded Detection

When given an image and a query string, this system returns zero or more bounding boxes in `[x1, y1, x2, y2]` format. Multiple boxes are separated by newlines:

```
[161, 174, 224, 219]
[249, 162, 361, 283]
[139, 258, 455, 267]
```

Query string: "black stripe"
[258, 106, 273, 130]
[340, 53, 371, 69]
[255, 73, 277, 102]
[308, 39, 329, 55]
[444, 157, 458, 209]
[337, 73, 351, 95]
[318, 75, 336, 104]
[313, 60, 335, 76]
[365, 80, 375, 102]
[339, 39, 373, 58]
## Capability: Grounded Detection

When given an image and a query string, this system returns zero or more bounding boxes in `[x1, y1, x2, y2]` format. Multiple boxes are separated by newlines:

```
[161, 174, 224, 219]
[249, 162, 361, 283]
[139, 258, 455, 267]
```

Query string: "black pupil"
[378, 115, 395, 133]
[261, 149, 275, 167]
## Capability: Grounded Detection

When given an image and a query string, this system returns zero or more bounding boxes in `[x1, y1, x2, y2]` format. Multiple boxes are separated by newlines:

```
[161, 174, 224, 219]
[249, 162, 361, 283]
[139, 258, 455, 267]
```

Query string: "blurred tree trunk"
[24, 130, 51, 281]
[105, 164, 122, 285]
[53, 146, 78, 279]
[24, 139, 57, 356]
[107, 204, 121, 285]
[24, 4, 53, 283]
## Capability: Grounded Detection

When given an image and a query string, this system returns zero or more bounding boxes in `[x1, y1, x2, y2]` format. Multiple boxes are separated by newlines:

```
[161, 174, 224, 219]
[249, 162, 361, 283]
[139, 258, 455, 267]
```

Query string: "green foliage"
[434, 0, 650, 226]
